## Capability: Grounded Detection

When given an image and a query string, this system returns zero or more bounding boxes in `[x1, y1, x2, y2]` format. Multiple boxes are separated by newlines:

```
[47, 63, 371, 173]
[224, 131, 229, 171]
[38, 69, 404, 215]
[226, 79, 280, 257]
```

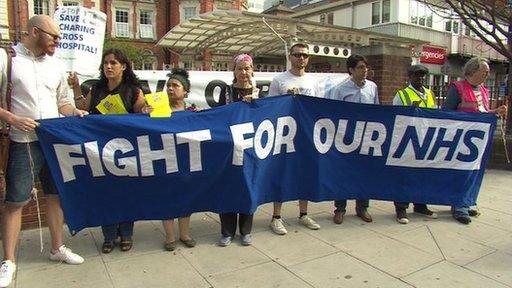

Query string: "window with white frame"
[115, 8, 130, 38]
[445, 19, 459, 34]
[34, 0, 50, 15]
[410, 0, 433, 28]
[183, 7, 197, 21]
[139, 10, 153, 39]
[371, 0, 390, 25]
[319, 14, 326, 24]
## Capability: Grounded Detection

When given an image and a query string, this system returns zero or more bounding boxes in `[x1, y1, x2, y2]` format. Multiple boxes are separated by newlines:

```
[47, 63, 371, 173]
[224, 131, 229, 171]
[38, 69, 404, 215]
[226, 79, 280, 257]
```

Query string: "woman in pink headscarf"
[218, 54, 258, 247]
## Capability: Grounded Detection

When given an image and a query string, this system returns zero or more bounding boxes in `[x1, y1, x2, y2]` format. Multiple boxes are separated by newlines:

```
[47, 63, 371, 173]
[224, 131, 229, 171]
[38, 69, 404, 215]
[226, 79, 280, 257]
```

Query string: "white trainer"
[270, 218, 288, 235]
[0, 260, 16, 288]
[299, 215, 321, 230]
[49, 245, 84, 265]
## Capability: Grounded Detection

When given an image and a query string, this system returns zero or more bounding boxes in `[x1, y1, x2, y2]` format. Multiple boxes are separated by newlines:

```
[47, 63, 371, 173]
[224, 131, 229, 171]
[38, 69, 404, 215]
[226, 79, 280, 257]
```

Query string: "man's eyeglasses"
[35, 27, 61, 41]
[291, 53, 309, 59]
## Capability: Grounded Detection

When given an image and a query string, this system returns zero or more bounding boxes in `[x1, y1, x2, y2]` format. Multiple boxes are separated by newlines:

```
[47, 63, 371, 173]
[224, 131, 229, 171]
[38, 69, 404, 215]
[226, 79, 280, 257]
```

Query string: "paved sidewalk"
[8, 169, 512, 288]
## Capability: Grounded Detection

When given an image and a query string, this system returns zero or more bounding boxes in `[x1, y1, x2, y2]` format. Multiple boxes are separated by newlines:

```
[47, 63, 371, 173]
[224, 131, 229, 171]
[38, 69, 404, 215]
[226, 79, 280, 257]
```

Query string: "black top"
[89, 82, 139, 115]
[226, 86, 253, 104]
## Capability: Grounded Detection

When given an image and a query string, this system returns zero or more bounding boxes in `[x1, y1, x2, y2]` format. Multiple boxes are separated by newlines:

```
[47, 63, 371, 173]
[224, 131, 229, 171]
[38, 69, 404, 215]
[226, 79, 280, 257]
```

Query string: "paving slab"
[179, 233, 270, 277]
[17, 228, 98, 271]
[209, 261, 311, 288]
[465, 251, 512, 286]
[335, 233, 441, 277]
[106, 252, 210, 288]
[289, 252, 414, 288]
[15, 256, 112, 288]
[403, 261, 510, 288]
[251, 228, 338, 267]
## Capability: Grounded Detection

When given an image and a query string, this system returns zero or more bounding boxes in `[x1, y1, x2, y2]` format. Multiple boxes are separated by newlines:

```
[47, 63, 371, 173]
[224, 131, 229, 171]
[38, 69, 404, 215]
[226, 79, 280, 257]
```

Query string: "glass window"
[327, 12, 334, 25]
[382, 0, 390, 23]
[319, 14, 326, 24]
[410, 1, 418, 24]
[372, 2, 380, 25]
[115, 9, 130, 38]
[34, 0, 49, 15]
[411, 1, 433, 28]
[183, 7, 197, 21]
[139, 11, 153, 38]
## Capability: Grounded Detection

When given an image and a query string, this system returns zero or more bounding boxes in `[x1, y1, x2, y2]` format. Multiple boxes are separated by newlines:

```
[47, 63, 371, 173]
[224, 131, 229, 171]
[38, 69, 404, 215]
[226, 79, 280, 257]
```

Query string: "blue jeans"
[5, 141, 58, 206]
[334, 199, 369, 213]
[452, 206, 469, 218]
[102, 222, 134, 242]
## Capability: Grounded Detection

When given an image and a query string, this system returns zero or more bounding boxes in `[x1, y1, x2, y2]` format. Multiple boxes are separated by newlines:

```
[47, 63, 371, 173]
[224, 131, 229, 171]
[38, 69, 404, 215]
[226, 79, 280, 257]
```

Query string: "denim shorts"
[4, 141, 58, 206]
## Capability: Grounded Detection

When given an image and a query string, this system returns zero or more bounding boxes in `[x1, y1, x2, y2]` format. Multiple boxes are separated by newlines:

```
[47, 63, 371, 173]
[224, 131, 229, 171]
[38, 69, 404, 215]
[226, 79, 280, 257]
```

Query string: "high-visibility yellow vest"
[398, 86, 435, 108]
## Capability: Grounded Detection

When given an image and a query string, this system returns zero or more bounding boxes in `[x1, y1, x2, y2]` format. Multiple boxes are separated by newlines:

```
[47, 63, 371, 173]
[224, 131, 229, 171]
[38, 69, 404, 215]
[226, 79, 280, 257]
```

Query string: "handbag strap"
[1, 46, 12, 133]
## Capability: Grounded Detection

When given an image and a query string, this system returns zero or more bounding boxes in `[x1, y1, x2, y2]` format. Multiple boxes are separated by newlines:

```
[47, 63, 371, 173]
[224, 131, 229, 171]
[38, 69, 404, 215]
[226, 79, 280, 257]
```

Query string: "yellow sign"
[96, 94, 128, 115]
[144, 91, 172, 117]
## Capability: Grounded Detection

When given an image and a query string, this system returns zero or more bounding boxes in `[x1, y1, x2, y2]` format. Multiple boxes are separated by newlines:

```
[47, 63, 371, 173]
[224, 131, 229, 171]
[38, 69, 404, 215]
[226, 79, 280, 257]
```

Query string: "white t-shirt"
[268, 70, 322, 97]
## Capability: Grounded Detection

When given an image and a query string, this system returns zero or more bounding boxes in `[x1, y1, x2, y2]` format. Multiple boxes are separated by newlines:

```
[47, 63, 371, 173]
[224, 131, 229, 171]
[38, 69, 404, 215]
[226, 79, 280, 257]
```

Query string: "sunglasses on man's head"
[35, 27, 61, 41]
[291, 53, 309, 59]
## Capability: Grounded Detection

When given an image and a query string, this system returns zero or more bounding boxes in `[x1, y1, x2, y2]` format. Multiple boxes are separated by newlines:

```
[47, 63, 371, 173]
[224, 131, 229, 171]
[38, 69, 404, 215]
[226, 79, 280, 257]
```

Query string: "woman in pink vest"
[444, 57, 507, 224]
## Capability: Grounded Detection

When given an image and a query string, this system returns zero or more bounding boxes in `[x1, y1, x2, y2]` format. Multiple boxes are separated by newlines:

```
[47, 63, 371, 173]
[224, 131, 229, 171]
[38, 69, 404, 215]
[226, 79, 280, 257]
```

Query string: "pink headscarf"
[233, 54, 253, 65]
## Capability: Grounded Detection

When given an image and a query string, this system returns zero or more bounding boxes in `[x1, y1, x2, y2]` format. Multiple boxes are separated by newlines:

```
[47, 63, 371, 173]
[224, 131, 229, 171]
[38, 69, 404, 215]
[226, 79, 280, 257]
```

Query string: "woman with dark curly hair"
[69, 48, 146, 253]
[142, 68, 197, 251]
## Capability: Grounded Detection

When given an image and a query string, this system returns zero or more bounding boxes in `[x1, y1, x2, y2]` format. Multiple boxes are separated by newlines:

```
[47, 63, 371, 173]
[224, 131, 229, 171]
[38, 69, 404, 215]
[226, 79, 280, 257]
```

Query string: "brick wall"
[366, 54, 411, 104]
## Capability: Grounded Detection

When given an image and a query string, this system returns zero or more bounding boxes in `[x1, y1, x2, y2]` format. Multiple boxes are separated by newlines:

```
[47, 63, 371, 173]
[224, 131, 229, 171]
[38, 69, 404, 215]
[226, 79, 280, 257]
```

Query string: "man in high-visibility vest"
[392, 64, 438, 224]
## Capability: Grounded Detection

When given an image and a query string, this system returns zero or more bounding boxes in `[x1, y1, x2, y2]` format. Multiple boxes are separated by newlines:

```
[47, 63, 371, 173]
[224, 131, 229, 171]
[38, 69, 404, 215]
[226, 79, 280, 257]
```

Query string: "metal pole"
[262, 17, 290, 70]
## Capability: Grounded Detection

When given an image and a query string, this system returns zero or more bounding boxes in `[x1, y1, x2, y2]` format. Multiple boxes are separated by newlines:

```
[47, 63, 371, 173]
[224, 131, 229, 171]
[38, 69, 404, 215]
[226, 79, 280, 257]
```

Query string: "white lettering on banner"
[176, 130, 212, 172]
[53, 130, 212, 182]
[138, 134, 178, 176]
[230, 116, 297, 166]
[313, 118, 386, 156]
[386, 116, 490, 170]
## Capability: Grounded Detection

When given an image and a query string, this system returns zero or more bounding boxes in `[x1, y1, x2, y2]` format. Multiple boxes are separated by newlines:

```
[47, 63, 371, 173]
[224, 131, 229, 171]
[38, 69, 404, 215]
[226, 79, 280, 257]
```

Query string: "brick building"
[5, 0, 246, 71]
[1, 0, 246, 229]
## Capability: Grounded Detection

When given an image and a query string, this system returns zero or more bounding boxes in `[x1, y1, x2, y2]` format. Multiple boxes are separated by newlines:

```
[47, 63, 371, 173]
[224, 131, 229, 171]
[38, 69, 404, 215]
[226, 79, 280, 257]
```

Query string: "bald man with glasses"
[0, 15, 88, 288]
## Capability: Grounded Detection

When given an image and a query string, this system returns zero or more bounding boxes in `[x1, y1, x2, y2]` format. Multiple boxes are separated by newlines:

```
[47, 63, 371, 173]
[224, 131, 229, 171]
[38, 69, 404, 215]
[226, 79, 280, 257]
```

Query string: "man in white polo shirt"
[0, 15, 88, 287]
[267, 42, 322, 235]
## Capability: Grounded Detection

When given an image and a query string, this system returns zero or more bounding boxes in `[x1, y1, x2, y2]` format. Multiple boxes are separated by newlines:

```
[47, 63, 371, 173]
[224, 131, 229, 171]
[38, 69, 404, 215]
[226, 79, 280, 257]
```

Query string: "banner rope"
[499, 115, 510, 163]
[25, 134, 44, 253]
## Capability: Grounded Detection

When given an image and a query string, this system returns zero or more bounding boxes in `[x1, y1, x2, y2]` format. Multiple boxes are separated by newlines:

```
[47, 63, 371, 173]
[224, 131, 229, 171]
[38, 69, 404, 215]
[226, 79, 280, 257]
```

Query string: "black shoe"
[396, 209, 409, 224]
[413, 206, 438, 218]
[468, 208, 480, 217]
[454, 215, 471, 224]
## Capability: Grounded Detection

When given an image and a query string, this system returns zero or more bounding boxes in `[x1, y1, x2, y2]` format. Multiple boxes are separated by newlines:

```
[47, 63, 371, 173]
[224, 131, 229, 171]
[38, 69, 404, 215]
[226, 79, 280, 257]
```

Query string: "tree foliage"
[103, 38, 154, 69]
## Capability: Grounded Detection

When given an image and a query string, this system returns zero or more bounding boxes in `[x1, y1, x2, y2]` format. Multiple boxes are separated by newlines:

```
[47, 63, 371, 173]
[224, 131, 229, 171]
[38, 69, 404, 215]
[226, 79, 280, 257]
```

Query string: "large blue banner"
[36, 95, 496, 233]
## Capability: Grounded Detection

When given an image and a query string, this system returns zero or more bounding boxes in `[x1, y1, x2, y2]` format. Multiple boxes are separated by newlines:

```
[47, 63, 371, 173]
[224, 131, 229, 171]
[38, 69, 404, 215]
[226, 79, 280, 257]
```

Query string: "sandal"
[179, 238, 196, 248]
[120, 238, 133, 252]
[102, 241, 115, 254]
[164, 241, 177, 251]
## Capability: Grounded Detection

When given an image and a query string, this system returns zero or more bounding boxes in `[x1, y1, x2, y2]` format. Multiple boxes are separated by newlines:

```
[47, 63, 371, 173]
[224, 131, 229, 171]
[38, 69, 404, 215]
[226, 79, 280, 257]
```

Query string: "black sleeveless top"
[226, 85, 253, 104]
[89, 82, 139, 115]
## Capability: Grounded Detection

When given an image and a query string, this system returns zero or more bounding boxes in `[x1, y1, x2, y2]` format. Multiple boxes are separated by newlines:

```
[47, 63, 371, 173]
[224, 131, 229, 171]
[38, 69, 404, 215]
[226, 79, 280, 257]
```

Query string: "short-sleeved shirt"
[268, 70, 322, 97]
[329, 77, 379, 104]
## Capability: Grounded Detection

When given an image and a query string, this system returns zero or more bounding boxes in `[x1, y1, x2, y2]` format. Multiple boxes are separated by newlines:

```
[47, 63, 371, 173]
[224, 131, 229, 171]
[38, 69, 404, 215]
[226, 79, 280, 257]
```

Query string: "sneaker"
[396, 209, 409, 224]
[49, 245, 84, 265]
[241, 234, 252, 246]
[299, 215, 321, 230]
[454, 215, 471, 225]
[219, 236, 232, 247]
[414, 206, 438, 219]
[270, 218, 287, 235]
[0, 260, 16, 288]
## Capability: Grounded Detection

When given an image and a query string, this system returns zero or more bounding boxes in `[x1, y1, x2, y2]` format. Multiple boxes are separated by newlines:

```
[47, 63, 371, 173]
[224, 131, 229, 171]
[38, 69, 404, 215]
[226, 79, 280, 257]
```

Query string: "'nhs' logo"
[386, 115, 491, 170]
